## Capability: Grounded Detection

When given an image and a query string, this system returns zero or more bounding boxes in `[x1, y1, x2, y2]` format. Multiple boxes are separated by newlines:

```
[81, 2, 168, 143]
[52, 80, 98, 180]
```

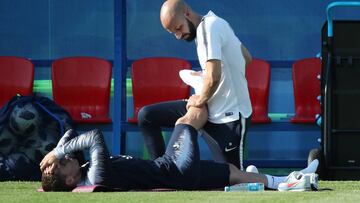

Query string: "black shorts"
[202, 114, 251, 170]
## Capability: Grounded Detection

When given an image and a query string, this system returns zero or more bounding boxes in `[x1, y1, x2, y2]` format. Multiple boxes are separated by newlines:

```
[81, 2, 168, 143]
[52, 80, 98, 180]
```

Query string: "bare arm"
[187, 59, 221, 109]
[176, 106, 208, 130]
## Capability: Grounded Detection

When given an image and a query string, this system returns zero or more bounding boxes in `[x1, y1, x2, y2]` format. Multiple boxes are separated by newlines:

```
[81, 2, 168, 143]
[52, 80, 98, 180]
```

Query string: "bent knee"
[137, 106, 152, 125]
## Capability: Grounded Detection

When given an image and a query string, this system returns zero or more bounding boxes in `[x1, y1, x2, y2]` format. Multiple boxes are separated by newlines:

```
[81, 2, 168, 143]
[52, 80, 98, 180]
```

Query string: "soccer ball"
[19, 137, 57, 162]
[9, 103, 41, 136]
[0, 126, 17, 155]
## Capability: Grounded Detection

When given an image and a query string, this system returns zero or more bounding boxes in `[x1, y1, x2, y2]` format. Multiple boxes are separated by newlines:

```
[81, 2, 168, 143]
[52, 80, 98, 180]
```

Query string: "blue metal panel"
[112, 0, 127, 155]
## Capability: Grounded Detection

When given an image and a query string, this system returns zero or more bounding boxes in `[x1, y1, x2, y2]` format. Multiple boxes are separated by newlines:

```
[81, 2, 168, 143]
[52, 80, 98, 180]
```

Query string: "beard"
[183, 18, 196, 42]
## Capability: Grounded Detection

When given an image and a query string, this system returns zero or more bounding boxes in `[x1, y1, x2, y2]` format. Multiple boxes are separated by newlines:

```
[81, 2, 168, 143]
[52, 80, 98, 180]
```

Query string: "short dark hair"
[41, 172, 76, 192]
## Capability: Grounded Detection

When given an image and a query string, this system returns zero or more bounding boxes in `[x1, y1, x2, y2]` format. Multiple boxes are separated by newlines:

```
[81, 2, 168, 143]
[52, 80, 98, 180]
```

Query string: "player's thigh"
[138, 100, 187, 126]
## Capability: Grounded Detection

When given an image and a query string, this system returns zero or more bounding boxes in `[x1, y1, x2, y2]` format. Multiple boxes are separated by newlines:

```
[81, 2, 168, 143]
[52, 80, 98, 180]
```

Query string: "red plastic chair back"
[52, 57, 112, 123]
[0, 56, 34, 107]
[291, 58, 321, 123]
[129, 57, 191, 123]
[245, 58, 271, 123]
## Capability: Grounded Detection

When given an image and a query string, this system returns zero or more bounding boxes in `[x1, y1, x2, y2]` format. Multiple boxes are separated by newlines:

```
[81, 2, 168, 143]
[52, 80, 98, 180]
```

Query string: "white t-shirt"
[195, 11, 252, 123]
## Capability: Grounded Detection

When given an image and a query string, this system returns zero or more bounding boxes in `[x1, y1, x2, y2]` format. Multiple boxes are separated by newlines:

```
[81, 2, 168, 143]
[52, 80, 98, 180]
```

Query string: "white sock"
[265, 159, 319, 189]
[300, 159, 319, 174]
[265, 175, 287, 189]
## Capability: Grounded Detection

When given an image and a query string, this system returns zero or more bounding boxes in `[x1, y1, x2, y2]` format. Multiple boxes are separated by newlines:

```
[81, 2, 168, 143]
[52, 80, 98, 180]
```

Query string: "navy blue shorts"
[109, 156, 229, 190]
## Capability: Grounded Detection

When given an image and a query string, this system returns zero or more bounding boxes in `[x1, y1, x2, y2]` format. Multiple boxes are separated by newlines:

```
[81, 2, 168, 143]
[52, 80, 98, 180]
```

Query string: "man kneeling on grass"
[40, 106, 319, 191]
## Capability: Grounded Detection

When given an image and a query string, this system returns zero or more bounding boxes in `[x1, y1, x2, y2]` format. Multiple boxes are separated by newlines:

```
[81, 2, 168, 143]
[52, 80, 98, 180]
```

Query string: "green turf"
[1, 181, 360, 203]
[33, 79, 132, 96]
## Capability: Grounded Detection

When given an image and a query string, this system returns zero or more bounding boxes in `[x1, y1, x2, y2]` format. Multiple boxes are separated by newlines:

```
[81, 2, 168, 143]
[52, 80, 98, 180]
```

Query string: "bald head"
[160, 0, 187, 31]
[160, 0, 201, 42]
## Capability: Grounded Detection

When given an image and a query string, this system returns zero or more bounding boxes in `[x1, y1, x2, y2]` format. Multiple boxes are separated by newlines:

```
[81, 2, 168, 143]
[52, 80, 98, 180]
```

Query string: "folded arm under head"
[40, 129, 109, 191]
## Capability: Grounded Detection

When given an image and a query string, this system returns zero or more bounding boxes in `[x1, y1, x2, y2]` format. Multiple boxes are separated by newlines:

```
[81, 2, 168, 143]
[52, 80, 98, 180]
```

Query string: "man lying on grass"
[40, 105, 318, 191]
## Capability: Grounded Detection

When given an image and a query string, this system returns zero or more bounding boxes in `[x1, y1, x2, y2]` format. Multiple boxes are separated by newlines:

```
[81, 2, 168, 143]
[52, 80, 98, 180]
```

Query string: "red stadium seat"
[128, 57, 191, 123]
[290, 58, 321, 123]
[245, 58, 271, 123]
[52, 57, 112, 123]
[0, 56, 34, 107]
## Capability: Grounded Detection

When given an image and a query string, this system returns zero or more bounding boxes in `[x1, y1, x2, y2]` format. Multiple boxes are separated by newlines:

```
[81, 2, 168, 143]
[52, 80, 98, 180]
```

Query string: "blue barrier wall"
[127, 0, 360, 60]
[1, 0, 360, 163]
[0, 0, 113, 59]
[2, 0, 360, 61]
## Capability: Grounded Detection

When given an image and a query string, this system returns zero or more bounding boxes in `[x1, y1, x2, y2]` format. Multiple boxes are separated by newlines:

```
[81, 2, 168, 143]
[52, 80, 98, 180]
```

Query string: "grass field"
[1, 181, 360, 203]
